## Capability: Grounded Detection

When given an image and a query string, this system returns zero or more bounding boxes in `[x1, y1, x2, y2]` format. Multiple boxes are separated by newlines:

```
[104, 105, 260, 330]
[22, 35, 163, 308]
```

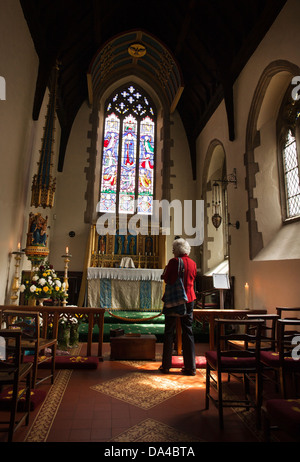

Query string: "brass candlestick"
[61, 247, 72, 307]
[10, 244, 24, 305]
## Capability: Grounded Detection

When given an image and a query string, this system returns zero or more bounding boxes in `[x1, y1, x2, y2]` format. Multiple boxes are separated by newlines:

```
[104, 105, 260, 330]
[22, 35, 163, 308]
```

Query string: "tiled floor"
[0, 341, 288, 444]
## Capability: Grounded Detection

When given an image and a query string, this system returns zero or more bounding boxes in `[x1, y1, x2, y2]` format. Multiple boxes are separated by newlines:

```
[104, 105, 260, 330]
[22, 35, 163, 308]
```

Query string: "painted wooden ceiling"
[20, 0, 287, 176]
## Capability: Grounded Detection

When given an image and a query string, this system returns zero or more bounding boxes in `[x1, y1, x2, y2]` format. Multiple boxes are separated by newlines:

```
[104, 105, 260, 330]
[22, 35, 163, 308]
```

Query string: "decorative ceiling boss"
[128, 43, 147, 58]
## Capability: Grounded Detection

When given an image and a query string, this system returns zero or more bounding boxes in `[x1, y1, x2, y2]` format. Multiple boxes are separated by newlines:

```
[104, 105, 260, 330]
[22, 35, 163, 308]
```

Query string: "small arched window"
[278, 89, 300, 221]
[282, 128, 300, 218]
[99, 84, 156, 216]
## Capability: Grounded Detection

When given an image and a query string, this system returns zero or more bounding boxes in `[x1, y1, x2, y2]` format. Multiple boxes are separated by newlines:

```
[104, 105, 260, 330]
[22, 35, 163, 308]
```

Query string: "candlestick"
[61, 250, 72, 307]
[10, 247, 25, 305]
[245, 282, 249, 309]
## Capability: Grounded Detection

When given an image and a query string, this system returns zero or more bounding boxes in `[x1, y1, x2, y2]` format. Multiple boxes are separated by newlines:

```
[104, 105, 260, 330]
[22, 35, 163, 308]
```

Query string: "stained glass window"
[99, 84, 155, 215]
[283, 129, 300, 218]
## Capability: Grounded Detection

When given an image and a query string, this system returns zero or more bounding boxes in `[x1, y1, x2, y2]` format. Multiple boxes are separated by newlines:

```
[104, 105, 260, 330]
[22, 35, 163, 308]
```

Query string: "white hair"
[172, 238, 191, 256]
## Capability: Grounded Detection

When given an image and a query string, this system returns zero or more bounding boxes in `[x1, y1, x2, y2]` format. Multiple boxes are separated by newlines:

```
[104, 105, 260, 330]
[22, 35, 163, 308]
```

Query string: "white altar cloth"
[87, 267, 163, 281]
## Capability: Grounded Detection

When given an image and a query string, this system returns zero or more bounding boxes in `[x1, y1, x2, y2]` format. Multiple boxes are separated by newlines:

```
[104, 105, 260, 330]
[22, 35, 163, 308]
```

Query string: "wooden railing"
[0, 305, 105, 359]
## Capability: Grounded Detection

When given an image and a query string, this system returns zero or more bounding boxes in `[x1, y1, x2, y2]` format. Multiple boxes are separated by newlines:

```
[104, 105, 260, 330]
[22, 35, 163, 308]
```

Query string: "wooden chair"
[205, 318, 264, 429]
[2, 310, 57, 389]
[0, 329, 32, 442]
[260, 319, 300, 398]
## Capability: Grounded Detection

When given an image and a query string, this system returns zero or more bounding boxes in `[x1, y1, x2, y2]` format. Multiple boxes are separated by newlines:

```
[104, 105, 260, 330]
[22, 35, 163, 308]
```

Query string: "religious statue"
[145, 236, 153, 254]
[99, 235, 106, 253]
[129, 237, 135, 255]
[117, 236, 123, 255]
[25, 212, 49, 264]
[27, 213, 48, 246]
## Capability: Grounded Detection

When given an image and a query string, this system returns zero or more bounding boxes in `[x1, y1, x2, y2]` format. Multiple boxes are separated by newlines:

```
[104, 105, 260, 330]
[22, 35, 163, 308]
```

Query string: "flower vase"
[69, 324, 79, 347]
[38, 298, 47, 306]
[58, 324, 70, 350]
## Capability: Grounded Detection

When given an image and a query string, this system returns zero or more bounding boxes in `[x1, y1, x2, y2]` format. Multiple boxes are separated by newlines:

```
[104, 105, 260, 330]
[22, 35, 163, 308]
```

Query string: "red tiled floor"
[0, 341, 289, 443]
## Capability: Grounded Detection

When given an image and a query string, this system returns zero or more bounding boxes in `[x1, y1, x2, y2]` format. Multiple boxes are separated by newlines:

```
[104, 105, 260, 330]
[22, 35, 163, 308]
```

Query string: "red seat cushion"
[0, 387, 46, 411]
[205, 350, 257, 369]
[260, 351, 300, 371]
[266, 399, 300, 439]
[171, 355, 207, 369]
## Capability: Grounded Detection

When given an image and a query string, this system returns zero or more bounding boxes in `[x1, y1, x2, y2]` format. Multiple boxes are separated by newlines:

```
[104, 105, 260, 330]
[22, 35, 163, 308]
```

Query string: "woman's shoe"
[158, 365, 170, 374]
[181, 368, 196, 376]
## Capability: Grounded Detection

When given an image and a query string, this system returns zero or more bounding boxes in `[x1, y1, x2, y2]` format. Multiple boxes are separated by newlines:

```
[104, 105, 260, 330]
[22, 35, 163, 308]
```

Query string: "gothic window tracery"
[99, 84, 156, 216]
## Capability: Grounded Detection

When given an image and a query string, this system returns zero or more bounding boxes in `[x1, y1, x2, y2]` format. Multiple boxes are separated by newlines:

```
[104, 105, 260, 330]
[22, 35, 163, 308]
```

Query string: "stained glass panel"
[119, 115, 137, 214]
[101, 85, 156, 216]
[138, 116, 155, 215]
[283, 130, 300, 218]
[100, 113, 120, 213]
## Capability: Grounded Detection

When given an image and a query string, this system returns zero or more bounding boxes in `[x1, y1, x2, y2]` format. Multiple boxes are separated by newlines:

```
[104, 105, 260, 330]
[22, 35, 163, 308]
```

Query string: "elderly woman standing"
[159, 238, 197, 375]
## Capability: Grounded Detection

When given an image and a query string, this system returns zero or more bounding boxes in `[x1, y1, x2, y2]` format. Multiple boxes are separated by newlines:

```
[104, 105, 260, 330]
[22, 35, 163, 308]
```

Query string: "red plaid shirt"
[162, 255, 197, 303]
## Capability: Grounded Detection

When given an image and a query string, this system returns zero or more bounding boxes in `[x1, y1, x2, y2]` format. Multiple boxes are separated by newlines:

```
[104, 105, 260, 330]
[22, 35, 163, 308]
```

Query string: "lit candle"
[245, 283, 249, 309]
[17, 242, 21, 251]
[66, 246, 69, 254]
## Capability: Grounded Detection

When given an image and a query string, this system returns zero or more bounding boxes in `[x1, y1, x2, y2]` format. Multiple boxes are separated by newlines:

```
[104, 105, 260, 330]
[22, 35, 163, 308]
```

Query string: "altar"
[87, 267, 164, 311]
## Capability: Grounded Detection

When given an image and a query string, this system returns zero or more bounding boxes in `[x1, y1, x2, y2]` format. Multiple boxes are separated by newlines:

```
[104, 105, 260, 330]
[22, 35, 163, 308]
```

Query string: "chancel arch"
[78, 30, 185, 304]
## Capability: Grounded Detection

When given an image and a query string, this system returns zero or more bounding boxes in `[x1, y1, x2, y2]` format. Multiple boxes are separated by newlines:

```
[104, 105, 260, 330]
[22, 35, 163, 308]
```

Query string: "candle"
[245, 283, 249, 309]
[66, 246, 69, 254]
[17, 242, 21, 251]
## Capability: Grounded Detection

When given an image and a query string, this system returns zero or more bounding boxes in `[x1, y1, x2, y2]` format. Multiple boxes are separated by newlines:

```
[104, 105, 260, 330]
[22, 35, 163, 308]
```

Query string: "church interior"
[0, 0, 300, 444]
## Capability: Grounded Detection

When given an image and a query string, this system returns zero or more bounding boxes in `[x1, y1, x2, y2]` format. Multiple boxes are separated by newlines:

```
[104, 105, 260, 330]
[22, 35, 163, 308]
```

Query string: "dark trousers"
[162, 301, 196, 371]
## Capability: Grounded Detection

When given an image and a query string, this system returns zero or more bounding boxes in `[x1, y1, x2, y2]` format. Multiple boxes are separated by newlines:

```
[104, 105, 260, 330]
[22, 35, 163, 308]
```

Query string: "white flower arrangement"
[20, 260, 66, 301]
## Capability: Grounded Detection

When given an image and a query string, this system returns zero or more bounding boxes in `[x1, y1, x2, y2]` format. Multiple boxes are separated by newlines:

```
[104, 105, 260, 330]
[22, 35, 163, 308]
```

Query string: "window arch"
[278, 89, 300, 221]
[99, 83, 156, 216]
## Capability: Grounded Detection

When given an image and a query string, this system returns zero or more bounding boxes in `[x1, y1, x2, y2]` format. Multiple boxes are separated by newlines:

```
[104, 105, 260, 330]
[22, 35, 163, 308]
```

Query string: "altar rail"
[0, 305, 105, 359]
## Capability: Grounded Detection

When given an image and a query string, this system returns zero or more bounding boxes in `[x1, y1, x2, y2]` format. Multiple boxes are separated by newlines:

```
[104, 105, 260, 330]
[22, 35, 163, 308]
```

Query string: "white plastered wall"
[0, 0, 39, 303]
[196, 0, 300, 311]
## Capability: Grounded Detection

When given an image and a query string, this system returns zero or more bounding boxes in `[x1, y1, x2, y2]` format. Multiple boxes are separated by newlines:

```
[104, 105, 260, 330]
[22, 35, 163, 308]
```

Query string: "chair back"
[2, 310, 40, 343]
[0, 329, 23, 376]
[276, 307, 300, 319]
[246, 314, 279, 351]
[276, 308, 300, 346]
[215, 318, 264, 370]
